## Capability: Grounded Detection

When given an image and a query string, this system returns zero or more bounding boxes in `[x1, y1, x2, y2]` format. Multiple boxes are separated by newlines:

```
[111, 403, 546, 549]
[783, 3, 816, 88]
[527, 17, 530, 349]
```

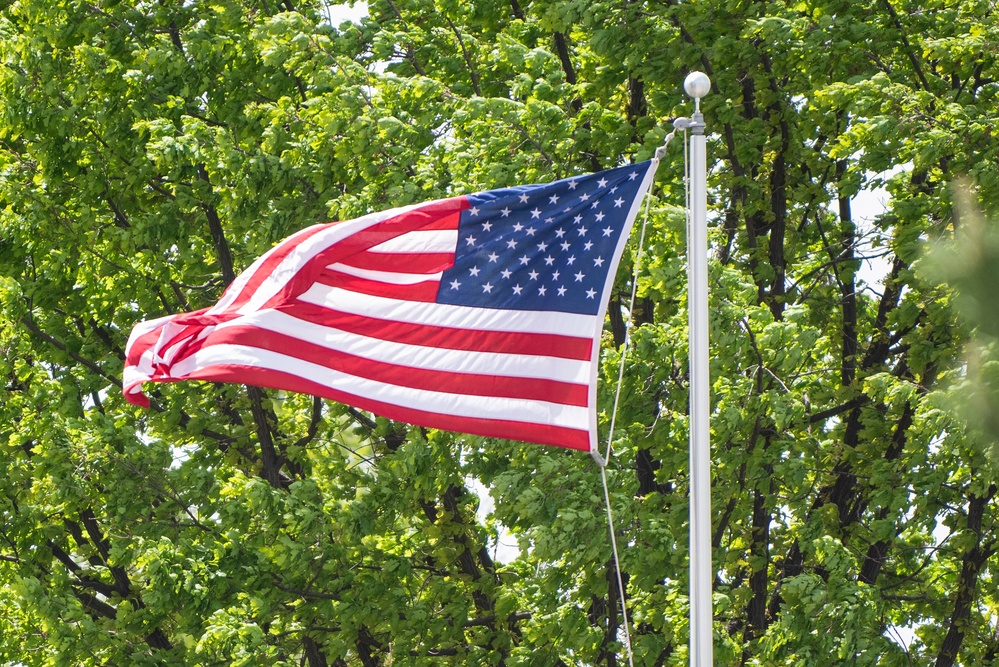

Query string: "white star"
[501, 268, 512, 279]
[610, 186, 618, 194]
[555, 228, 566, 238]
[574, 271, 585, 282]
[488, 252, 499, 262]
[544, 255, 555, 266]
[595, 212, 605, 222]
[584, 241, 594, 251]
[538, 285, 547, 296]
[593, 256, 604, 267]
[597, 178, 608, 188]
[512, 284, 523, 295]
[566, 255, 576, 265]
[537, 241, 548, 251]
[506, 239, 518, 249]
[501, 207, 511, 217]
[568, 180, 578, 190]
[552, 270, 560, 281]
[482, 283, 493, 293]
[580, 192, 590, 202]
[549, 194, 559, 204]
[469, 206, 480, 216]
[602, 227, 614, 237]
[526, 226, 536, 236]
[450, 279, 461, 290]
[614, 197, 625, 208]
[518, 193, 530, 204]
[591, 200, 600, 209]
[577, 226, 588, 236]
[586, 288, 597, 298]
[629, 172, 639, 180]
[469, 266, 481, 276]
[544, 217, 554, 224]
[482, 221, 493, 231]
[513, 222, 524, 232]
[465, 235, 477, 246]
[528, 270, 539, 280]
[557, 286, 567, 296]
[530, 208, 541, 219]
[519, 255, 530, 265]
[561, 241, 571, 251]
[573, 215, 583, 224]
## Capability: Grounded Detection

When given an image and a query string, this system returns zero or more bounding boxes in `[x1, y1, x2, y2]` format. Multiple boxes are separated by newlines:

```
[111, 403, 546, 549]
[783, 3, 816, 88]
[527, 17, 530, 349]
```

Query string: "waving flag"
[124, 160, 659, 451]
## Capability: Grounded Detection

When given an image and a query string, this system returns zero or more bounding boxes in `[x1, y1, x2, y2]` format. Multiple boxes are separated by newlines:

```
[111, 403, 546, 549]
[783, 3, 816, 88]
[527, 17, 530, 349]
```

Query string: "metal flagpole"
[683, 71, 713, 667]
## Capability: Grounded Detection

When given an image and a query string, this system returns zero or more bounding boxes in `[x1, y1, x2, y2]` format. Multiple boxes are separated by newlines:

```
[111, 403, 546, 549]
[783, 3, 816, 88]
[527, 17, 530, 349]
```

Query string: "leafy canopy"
[1, 0, 998, 665]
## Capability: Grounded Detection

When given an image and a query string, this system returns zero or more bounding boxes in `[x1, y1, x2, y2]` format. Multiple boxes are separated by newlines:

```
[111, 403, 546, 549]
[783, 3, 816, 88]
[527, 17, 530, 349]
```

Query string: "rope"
[600, 464, 635, 667]
[597, 132, 679, 667]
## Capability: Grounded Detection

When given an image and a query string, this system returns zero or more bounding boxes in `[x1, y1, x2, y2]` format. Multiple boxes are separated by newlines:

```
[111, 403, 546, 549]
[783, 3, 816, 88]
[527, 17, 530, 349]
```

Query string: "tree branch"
[196, 163, 236, 286]
[934, 484, 997, 666]
[20, 316, 122, 389]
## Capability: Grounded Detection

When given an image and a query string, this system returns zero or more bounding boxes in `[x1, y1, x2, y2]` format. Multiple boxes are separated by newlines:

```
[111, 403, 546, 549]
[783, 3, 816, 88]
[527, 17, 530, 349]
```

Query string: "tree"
[1, 0, 998, 664]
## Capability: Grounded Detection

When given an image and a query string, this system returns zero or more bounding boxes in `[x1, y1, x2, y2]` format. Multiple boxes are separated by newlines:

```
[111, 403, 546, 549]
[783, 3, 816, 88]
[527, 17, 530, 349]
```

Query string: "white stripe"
[212, 310, 591, 384]
[151, 319, 200, 366]
[125, 313, 174, 351]
[328, 263, 444, 285]
[170, 344, 590, 429]
[209, 224, 322, 314]
[297, 285, 600, 339]
[368, 229, 458, 254]
[234, 214, 395, 315]
[123, 366, 152, 394]
[124, 316, 174, 395]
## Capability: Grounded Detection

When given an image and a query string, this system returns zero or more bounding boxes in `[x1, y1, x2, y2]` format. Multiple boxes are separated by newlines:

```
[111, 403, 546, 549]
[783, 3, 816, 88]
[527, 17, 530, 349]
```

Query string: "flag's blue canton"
[437, 161, 650, 316]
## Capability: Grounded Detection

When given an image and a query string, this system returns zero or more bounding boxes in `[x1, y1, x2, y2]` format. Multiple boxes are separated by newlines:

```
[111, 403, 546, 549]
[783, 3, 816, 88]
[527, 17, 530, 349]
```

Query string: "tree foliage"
[1, 0, 998, 664]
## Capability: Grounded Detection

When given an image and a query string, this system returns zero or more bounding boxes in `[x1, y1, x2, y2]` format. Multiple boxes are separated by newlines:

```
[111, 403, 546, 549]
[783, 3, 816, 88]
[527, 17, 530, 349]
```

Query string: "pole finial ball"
[684, 72, 711, 100]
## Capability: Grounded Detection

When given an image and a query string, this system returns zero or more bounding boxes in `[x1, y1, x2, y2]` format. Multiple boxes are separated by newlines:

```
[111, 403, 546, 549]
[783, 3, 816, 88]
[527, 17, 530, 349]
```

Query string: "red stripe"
[397, 209, 463, 230]
[124, 387, 151, 407]
[314, 271, 441, 302]
[261, 202, 466, 311]
[336, 251, 455, 274]
[126, 321, 205, 367]
[312, 204, 464, 268]
[164, 365, 590, 450]
[126, 308, 230, 366]
[194, 325, 589, 406]
[283, 302, 593, 361]
[220, 224, 333, 314]
[223, 200, 463, 314]
[126, 328, 162, 366]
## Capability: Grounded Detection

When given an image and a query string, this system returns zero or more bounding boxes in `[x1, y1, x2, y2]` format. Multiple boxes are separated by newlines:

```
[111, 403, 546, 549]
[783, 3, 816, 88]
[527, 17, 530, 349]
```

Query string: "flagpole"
[684, 71, 713, 667]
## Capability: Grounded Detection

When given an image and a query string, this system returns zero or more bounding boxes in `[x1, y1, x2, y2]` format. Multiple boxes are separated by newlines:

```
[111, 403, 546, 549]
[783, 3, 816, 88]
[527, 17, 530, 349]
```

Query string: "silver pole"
[684, 71, 713, 667]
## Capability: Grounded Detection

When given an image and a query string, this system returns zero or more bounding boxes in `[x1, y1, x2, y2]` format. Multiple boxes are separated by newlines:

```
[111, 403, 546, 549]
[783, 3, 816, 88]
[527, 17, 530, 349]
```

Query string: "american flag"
[123, 160, 658, 451]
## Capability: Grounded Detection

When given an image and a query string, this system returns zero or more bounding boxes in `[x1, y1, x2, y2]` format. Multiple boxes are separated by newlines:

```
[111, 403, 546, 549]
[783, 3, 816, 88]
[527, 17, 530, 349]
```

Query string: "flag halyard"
[124, 161, 658, 451]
